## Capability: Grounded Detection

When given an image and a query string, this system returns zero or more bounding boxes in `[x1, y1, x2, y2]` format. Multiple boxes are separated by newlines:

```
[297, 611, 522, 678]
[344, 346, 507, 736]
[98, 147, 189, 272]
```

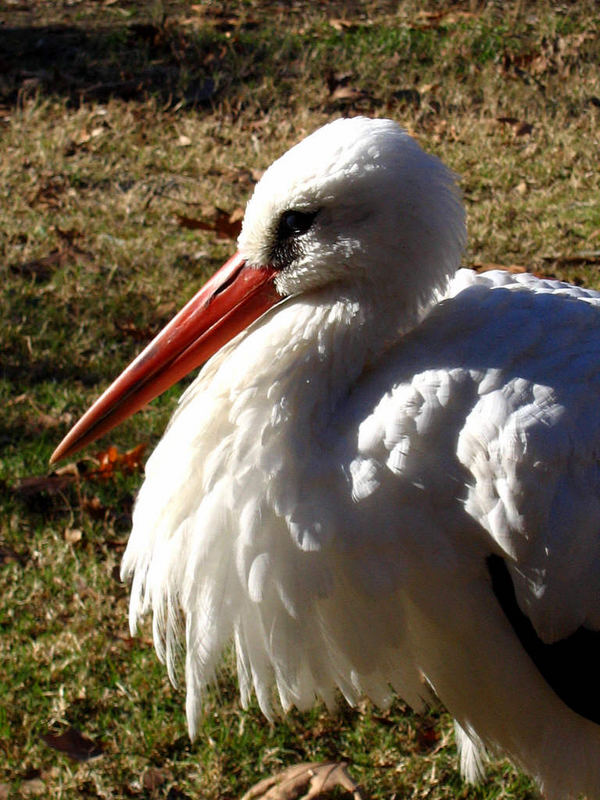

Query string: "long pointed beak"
[50, 252, 279, 463]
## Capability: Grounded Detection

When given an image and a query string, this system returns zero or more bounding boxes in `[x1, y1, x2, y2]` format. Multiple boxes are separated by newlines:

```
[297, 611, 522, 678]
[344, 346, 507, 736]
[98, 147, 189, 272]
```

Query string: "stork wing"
[346, 269, 600, 717]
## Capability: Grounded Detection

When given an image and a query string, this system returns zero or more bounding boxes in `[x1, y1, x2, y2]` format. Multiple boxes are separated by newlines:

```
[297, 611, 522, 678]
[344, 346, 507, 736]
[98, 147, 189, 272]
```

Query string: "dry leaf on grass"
[10, 248, 74, 282]
[0, 543, 24, 565]
[329, 86, 368, 103]
[41, 728, 104, 761]
[64, 527, 83, 544]
[142, 766, 172, 791]
[329, 19, 362, 32]
[542, 250, 600, 265]
[415, 721, 440, 751]
[19, 778, 46, 797]
[15, 444, 146, 501]
[414, 9, 475, 27]
[473, 262, 528, 274]
[90, 443, 147, 480]
[114, 630, 153, 649]
[176, 207, 244, 240]
[325, 70, 354, 94]
[496, 117, 533, 136]
[10, 391, 74, 431]
[80, 495, 106, 518]
[115, 319, 159, 342]
[241, 761, 365, 800]
[15, 473, 78, 496]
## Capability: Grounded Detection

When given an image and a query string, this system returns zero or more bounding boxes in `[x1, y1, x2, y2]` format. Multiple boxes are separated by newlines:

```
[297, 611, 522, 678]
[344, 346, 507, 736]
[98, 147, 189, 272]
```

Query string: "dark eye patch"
[279, 210, 318, 238]
[270, 208, 320, 269]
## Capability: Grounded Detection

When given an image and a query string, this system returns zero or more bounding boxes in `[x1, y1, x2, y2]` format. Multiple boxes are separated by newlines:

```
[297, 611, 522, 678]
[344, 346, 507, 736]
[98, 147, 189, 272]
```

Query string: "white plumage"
[54, 117, 600, 798]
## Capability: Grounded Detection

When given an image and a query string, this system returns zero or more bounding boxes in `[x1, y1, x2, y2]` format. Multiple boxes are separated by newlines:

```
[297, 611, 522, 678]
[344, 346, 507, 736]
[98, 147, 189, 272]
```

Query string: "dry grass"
[0, 1, 599, 798]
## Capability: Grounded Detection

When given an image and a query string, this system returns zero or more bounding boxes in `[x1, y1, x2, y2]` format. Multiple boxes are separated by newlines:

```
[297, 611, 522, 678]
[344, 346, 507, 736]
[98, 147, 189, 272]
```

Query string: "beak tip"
[49, 443, 66, 465]
[49, 253, 278, 466]
[50, 430, 79, 465]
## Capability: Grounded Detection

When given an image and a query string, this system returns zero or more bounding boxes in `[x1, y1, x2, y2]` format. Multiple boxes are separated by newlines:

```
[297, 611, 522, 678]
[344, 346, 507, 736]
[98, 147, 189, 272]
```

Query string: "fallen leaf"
[54, 226, 83, 245]
[329, 86, 369, 104]
[20, 778, 45, 797]
[325, 70, 354, 94]
[414, 9, 475, 27]
[7, 393, 29, 406]
[514, 121, 533, 136]
[175, 207, 243, 240]
[496, 117, 533, 136]
[155, 300, 178, 318]
[94, 444, 119, 477]
[90, 443, 147, 480]
[143, 767, 172, 791]
[41, 728, 104, 761]
[115, 320, 158, 342]
[9, 249, 67, 282]
[28, 175, 67, 208]
[329, 19, 360, 32]
[416, 721, 440, 750]
[80, 495, 106, 518]
[241, 762, 364, 800]
[54, 462, 80, 479]
[392, 88, 421, 107]
[9, 237, 89, 281]
[176, 213, 215, 232]
[114, 630, 154, 649]
[75, 128, 91, 144]
[28, 410, 72, 431]
[74, 576, 100, 601]
[473, 263, 528, 274]
[14, 473, 77, 497]
[0, 543, 24, 565]
[541, 250, 600, 265]
[15, 444, 145, 507]
[64, 528, 83, 544]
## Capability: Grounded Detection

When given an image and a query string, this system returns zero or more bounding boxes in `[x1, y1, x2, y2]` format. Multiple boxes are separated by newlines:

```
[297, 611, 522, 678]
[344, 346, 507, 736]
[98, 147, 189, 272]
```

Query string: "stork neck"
[256, 282, 421, 421]
[280, 289, 371, 383]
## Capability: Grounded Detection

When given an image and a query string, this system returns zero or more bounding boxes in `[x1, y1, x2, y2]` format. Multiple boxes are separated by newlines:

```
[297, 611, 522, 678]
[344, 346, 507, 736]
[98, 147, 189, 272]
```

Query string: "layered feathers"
[120, 118, 600, 798]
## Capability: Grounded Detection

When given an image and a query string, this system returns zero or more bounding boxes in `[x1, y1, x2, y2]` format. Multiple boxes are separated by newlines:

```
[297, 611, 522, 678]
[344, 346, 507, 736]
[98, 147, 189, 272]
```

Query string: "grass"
[0, 1, 599, 798]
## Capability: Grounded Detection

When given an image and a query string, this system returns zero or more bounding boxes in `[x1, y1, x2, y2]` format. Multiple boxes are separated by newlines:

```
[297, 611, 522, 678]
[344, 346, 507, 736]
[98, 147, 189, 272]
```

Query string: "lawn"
[0, 1, 599, 798]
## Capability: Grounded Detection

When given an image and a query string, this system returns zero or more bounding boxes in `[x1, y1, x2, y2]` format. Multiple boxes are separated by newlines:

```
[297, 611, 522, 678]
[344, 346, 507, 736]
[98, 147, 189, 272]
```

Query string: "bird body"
[126, 266, 600, 797]
[53, 118, 600, 798]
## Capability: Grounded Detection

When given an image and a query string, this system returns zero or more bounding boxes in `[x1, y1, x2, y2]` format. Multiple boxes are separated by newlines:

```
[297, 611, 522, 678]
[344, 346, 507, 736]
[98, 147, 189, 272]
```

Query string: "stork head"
[240, 116, 465, 306]
[51, 117, 465, 463]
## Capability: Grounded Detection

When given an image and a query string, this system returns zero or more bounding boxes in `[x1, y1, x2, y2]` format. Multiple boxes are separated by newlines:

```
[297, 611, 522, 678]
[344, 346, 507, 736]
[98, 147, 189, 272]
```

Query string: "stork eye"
[271, 208, 320, 270]
[279, 209, 318, 239]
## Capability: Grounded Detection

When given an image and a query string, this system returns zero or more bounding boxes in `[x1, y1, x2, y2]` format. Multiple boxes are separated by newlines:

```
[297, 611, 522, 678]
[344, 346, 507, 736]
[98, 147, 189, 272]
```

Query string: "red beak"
[50, 252, 279, 463]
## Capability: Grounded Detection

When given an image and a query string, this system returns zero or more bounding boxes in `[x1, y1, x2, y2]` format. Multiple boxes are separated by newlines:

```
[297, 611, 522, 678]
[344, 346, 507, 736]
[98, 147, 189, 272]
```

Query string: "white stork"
[52, 117, 600, 799]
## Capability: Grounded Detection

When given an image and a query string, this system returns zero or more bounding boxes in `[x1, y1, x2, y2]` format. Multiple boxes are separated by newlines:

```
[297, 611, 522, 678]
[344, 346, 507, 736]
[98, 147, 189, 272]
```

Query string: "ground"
[0, 1, 599, 798]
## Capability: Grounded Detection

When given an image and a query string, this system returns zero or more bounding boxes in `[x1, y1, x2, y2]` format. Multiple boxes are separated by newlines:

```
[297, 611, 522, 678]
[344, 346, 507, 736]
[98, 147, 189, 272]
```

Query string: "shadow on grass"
[0, 4, 376, 110]
[0, 21, 228, 107]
